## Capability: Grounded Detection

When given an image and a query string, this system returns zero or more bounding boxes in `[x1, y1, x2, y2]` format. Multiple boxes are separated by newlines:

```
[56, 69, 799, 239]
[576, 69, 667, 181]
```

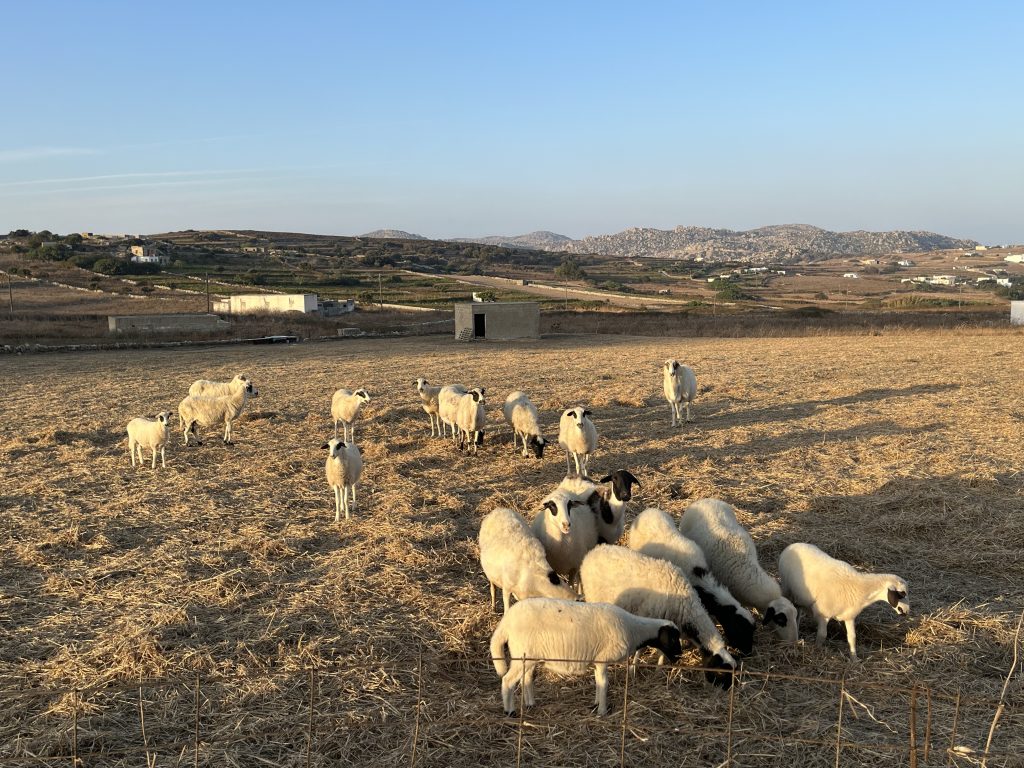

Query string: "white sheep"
[629, 507, 756, 655]
[558, 407, 598, 477]
[414, 378, 443, 438]
[502, 391, 547, 459]
[177, 377, 258, 446]
[478, 507, 576, 612]
[663, 359, 697, 426]
[561, 470, 641, 545]
[489, 597, 684, 716]
[322, 437, 363, 522]
[188, 373, 251, 398]
[679, 498, 798, 643]
[438, 384, 468, 441]
[331, 388, 370, 442]
[530, 485, 600, 590]
[126, 411, 171, 469]
[455, 387, 486, 453]
[779, 542, 910, 660]
[580, 544, 737, 688]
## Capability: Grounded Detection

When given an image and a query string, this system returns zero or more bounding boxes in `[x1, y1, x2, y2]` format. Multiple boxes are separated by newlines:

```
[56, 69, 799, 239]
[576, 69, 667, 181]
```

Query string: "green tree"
[555, 257, 587, 280]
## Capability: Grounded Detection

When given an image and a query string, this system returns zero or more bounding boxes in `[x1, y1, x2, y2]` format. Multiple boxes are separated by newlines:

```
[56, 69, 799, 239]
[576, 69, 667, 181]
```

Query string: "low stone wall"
[108, 313, 230, 334]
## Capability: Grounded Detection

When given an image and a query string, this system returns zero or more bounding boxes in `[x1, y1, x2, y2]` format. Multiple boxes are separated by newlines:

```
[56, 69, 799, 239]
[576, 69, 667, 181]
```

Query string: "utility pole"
[205, 273, 210, 313]
[378, 273, 384, 309]
[7, 275, 13, 316]
[564, 285, 568, 311]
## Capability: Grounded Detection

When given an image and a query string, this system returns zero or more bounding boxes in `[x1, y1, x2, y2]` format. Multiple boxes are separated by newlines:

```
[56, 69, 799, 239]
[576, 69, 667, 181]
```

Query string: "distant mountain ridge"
[451, 231, 574, 250]
[361, 229, 427, 240]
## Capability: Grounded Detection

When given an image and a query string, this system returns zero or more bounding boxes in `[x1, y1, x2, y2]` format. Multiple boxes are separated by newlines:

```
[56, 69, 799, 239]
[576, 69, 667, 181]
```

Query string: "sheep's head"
[322, 437, 345, 457]
[527, 435, 546, 459]
[664, 359, 680, 374]
[415, 378, 427, 392]
[469, 388, 485, 405]
[233, 374, 251, 385]
[563, 407, 591, 428]
[542, 496, 585, 535]
[599, 469, 640, 502]
[886, 579, 910, 615]
[155, 411, 170, 426]
[763, 598, 799, 643]
[355, 389, 370, 403]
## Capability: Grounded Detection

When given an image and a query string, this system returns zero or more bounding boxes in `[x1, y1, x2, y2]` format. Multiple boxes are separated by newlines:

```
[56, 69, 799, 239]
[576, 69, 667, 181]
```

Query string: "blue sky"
[1, 2, 1021, 242]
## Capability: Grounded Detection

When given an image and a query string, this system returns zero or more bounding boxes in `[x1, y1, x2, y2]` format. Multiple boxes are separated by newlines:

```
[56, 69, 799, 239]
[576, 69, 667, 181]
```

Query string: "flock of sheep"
[123, 359, 911, 717]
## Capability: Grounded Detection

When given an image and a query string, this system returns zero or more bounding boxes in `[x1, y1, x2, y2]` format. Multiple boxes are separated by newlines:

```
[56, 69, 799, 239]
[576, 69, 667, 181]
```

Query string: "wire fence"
[0, 651, 1019, 768]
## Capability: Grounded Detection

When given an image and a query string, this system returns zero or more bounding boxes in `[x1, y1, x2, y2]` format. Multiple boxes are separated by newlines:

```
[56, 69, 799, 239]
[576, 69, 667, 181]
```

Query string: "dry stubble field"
[2, 331, 1023, 767]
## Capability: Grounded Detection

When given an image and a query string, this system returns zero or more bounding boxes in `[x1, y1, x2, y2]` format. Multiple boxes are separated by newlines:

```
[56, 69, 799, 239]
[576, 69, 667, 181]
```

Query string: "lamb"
[558, 407, 598, 477]
[322, 437, 363, 522]
[414, 378, 444, 438]
[663, 359, 697, 426]
[177, 377, 258, 446]
[580, 545, 737, 688]
[455, 387, 486, 453]
[489, 597, 683, 716]
[188, 374, 250, 398]
[679, 498, 798, 643]
[331, 388, 370, 442]
[478, 507, 576, 612]
[530, 485, 600, 590]
[628, 507, 756, 655]
[779, 542, 909, 660]
[126, 411, 171, 469]
[438, 384, 468, 441]
[502, 391, 547, 458]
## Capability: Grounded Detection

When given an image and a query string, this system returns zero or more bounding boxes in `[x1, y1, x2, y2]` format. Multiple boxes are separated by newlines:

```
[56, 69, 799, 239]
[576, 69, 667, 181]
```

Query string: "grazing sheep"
[478, 507, 576, 612]
[663, 359, 697, 426]
[438, 384, 468, 441]
[322, 437, 363, 522]
[558, 407, 598, 477]
[188, 374, 251, 398]
[331, 388, 370, 442]
[629, 507, 755, 655]
[580, 545, 737, 688]
[531, 485, 600, 589]
[502, 391, 547, 459]
[126, 412, 171, 469]
[178, 377, 258, 446]
[679, 498, 798, 643]
[489, 597, 684, 716]
[779, 542, 910, 660]
[414, 378, 444, 438]
[455, 387, 486, 453]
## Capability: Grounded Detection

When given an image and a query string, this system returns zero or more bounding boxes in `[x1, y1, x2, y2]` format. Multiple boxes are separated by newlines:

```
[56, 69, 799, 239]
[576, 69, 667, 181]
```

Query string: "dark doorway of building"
[473, 313, 486, 338]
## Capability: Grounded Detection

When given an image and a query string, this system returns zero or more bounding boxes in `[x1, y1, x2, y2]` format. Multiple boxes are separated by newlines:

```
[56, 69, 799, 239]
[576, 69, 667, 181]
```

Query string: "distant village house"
[129, 244, 169, 265]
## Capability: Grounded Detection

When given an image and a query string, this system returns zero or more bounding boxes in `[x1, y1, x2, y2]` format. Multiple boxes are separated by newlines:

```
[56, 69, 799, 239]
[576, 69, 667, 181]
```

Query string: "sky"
[1, 1, 1021, 243]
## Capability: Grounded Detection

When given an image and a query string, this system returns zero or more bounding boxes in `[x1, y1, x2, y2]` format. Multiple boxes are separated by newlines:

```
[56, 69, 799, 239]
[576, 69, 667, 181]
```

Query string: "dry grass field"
[2, 331, 1023, 766]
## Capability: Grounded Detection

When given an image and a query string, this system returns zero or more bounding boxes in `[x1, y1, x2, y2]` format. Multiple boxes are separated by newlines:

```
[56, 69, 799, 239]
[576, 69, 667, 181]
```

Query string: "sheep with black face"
[331, 388, 370, 442]
[455, 387, 486, 453]
[322, 437, 363, 522]
[502, 390, 547, 459]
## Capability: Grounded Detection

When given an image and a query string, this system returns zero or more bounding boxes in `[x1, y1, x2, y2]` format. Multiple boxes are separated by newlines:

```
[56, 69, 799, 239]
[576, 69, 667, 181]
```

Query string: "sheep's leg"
[669, 402, 676, 427]
[160, 445, 166, 468]
[523, 663, 537, 707]
[150, 448, 157, 469]
[129, 441, 135, 467]
[502, 588, 511, 613]
[594, 663, 609, 715]
[333, 486, 342, 523]
[350, 424, 356, 443]
[333, 420, 339, 440]
[685, 401, 692, 423]
[344, 484, 351, 520]
[501, 663, 522, 715]
[350, 483, 357, 512]
[565, 450, 572, 476]
[815, 613, 829, 646]
[843, 619, 859, 661]
[223, 419, 232, 445]
[489, 582, 496, 610]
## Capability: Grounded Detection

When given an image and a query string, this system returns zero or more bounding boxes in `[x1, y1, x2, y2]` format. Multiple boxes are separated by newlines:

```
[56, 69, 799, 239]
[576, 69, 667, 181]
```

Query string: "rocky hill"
[361, 229, 427, 240]
[452, 230, 574, 250]
[562, 224, 977, 263]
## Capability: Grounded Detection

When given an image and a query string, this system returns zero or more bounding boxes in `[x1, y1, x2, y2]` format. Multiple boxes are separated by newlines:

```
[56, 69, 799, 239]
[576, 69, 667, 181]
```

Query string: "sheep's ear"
[692, 565, 707, 579]
[547, 571, 560, 585]
[471, 391, 481, 402]
[623, 470, 640, 488]
[583, 409, 592, 417]
[887, 588, 907, 608]
[543, 500, 558, 515]
[762, 606, 777, 625]
[320, 442, 330, 450]
[479, 387, 486, 395]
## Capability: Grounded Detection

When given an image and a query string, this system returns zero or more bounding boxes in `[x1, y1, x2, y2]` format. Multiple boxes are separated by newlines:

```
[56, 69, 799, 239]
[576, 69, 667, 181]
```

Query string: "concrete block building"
[454, 302, 539, 340]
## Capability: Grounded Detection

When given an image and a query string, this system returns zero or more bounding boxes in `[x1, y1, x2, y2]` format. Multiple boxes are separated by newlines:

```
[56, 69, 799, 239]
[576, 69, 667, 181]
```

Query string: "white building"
[928, 275, 958, 286]
[842, 273, 859, 279]
[213, 293, 319, 314]
[1004, 254, 1024, 264]
[897, 259, 915, 267]
[1011, 301, 1024, 325]
[129, 245, 168, 265]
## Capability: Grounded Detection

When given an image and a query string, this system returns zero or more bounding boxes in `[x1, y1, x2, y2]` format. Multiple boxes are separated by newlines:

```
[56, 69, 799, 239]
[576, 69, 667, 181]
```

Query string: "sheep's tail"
[490, 618, 510, 677]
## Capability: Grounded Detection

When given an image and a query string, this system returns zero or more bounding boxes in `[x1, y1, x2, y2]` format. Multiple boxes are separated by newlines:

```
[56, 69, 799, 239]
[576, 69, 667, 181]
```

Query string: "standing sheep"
[489, 598, 684, 716]
[580, 544, 737, 688]
[663, 359, 697, 426]
[126, 412, 171, 469]
[478, 507, 576, 612]
[679, 498, 798, 643]
[178, 377, 258, 446]
[414, 378, 444, 438]
[629, 507, 755, 655]
[331, 388, 370, 442]
[779, 542, 910, 660]
[438, 384, 468, 441]
[502, 391, 547, 458]
[530, 485, 600, 590]
[455, 388, 486, 453]
[188, 374, 251, 398]
[558, 407, 598, 477]
[322, 437, 363, 522]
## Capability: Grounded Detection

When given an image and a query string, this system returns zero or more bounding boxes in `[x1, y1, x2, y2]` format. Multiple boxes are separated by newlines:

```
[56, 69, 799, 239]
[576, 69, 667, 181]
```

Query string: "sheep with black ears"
[438, 384, 468, 441]
[679, 498, 798, 643]
[178, 377, 258, 446]
[478, 507, 576, 612]
[560, 470, 640, 545]
[455, 387, 486, 453]
[530, 485, 600, 590]
[502, 391, 547, 458]
[779, 542, 909, 661]
[331, 388, 370, 442]
[558, 407, 597, 477]
[414, 378, 444, 438]
[188, 373, 251, 398]
[322, 437, 363, 522]
[126, 411, 171, 469]
[580, 544, 737, 688]
[663, 359, 697, 426]
[628, 507, 756, 655]
[489, 597, 684, 716]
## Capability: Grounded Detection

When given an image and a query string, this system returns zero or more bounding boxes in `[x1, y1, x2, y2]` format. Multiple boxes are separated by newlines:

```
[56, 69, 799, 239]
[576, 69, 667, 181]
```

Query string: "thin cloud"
[0, 147, 101, 164]
[0, 168, 276, 188]
[0, 177, 268, 197]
